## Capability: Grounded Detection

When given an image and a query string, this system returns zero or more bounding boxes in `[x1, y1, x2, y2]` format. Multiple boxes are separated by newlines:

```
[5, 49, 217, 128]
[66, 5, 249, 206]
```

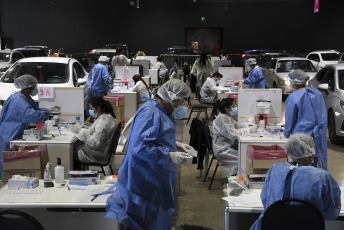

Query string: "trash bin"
[173, 224, 217, 230]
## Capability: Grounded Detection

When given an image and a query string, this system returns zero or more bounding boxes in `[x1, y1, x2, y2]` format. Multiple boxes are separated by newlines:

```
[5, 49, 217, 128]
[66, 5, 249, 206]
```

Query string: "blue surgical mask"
[89, 109, 98, 118]
[246, 65, 251, 72]
[173, 106, 188, 120]
[31, 88, 38, 96]
[216, 80, 220, 84]
[230, 107, 238, 116]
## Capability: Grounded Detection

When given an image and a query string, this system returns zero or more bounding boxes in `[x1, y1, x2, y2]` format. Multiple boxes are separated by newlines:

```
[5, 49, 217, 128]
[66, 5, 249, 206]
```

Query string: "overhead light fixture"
[137, 0, 139, 9]
[193, 0, 197, 2]
[129, 0, 135, 6]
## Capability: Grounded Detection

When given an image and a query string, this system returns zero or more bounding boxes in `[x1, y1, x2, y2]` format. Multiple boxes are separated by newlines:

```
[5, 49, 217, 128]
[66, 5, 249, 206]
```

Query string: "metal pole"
[224, 206, 230, 230]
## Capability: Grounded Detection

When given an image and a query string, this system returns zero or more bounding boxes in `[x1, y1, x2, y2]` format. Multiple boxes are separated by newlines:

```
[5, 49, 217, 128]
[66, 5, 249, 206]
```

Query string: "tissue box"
[8, 177, 39, 189]
[23, 129, 43, 141]
[68, 171, 98, 185]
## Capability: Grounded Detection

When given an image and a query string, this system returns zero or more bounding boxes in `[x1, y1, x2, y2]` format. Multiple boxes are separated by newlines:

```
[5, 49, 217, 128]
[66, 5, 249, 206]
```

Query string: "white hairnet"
[157, 79, 190, 102]
[14, 74, 38, 90]
[289, 69, 310, 85]
[246, 58, 257, 65]
[99, 55, 109, 62]
[284, 133, 315, 159]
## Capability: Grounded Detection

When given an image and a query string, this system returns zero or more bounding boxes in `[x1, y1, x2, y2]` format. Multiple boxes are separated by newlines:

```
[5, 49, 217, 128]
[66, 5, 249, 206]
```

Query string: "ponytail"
[89, 96, 116, 119]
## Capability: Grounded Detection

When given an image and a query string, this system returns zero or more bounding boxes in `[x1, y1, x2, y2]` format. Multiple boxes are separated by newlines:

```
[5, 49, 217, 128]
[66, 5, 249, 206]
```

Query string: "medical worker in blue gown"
[0, 75, 50, 180]
[105, 79, 194, 230]
[250, 133, 341, 230]
[283, 69, 327, 170]
[243, 58, 266, 88]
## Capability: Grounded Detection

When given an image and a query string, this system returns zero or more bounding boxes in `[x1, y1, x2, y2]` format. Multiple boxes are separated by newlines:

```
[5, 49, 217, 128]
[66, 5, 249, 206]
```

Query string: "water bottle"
[44, 163, 52, 182]
[75, 112, 82, 126]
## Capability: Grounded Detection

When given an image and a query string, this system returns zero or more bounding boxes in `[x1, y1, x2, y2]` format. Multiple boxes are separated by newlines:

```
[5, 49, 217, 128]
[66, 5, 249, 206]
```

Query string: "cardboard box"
[113, 105, 125, 123]
[246, 156, 287, 175]
[2, 145, 49, 183]
[68, 170, 99, 185]
[8, 177, 39, 189]
[104, 95, 125, 106]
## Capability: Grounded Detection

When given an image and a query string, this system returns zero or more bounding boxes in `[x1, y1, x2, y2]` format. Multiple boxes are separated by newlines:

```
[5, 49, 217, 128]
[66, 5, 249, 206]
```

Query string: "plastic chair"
[81, 122, 123, 175]
[0, 210, 44, 230]
[186, 85, 209, 125]
[261, 198, 325, 230]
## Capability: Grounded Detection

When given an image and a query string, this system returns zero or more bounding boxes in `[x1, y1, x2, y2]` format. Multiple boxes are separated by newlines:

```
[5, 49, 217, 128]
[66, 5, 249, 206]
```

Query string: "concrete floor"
[113, 98, 344, 230]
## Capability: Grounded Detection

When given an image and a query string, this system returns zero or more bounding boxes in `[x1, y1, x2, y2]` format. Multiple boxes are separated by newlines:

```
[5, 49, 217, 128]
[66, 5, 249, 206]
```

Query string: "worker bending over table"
[250, 133, 341, 230]
[0, 75, 50, 181]
[105, 79, 195, 230]
[71, 97, 117, 169]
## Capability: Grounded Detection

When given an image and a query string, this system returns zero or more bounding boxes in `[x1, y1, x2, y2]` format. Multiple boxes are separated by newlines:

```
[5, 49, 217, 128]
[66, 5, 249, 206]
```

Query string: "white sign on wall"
[38, 87, 54, 99]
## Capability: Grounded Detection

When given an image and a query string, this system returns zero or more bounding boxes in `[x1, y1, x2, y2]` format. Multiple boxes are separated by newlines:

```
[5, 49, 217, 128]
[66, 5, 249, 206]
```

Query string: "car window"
[19, 50, 47, 58]
[276, 60, 317, 72]
[73, 62, 86, 78]
[266, 59, 277, 69]
[338, 70, 344, 90]
[0, 53, 10, 62]
[325, 68, 335, 92]
[11, 52, 24, 62]
[1, 62, 69, 84]
[321, 53, 340, 61]
[315, 67, 330, 84]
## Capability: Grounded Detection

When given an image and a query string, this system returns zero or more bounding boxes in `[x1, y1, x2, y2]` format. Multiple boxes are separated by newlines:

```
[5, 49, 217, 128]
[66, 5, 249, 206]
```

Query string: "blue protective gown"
[105, 99, 177, 230]
[0, 92, 50, 180]
[243, 66, 266, 89]
[250, 162, 341, 230]
[283, 87, 328, 169]
[87, 64, 111, 98]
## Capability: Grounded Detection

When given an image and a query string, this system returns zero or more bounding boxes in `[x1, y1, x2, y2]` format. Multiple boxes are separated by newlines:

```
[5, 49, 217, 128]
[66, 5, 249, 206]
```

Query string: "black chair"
[261, 198, 325, 230]
[200, 120, 219, 190]
[0, 210, 44, 230]
[81, 122, 123, 175]
[186, 85, 209, 125]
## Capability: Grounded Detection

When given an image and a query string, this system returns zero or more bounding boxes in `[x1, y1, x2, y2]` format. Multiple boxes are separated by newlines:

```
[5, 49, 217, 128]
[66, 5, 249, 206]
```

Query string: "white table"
[108, 91, 137, 124]
[0, 180, 120, 230]
[217, 88, 239, 100]
[223, 186, 344, 230]
[11, 131, 78, 179]
[238, 135, 288, 176]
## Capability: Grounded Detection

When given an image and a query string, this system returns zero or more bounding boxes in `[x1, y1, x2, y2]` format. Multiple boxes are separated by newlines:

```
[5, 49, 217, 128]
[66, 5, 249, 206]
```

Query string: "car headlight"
[340, 101, 344, 112]
[280, 80, 285, 85]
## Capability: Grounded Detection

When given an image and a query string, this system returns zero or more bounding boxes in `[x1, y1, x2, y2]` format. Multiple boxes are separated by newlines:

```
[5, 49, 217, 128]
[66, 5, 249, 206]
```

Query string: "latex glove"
[240, 128, 251, 137]
[169, 152, 189, 164]
[176, 141, 194, 152]
[47, 106, 61, 113]
[70, 124, 81, 134]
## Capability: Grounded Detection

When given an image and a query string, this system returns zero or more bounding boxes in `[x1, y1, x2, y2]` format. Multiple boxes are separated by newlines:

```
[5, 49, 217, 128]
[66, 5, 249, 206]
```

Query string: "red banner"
[314, 0, 319, 13]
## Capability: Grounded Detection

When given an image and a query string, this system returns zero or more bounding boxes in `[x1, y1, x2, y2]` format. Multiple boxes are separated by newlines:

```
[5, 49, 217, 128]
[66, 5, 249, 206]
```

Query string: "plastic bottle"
[44, 163, 52, 182]
[75, 112, 82, 126]
[258, 115, 265, 131]
[55, 157, 64, 183]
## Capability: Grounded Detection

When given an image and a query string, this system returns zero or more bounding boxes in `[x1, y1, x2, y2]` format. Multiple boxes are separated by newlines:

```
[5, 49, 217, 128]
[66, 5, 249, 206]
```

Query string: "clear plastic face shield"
[170, 98, 189, 120]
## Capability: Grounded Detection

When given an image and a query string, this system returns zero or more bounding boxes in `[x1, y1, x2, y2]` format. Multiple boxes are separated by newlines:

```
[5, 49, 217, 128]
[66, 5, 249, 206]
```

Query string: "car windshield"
[276, 60, 317, 72]
[321, 53, 340, 61]
[18, 50, 47, 57]
[338, 69, 344, 90]
[1, 62, 69, 84]
[0, 53, 10, 62]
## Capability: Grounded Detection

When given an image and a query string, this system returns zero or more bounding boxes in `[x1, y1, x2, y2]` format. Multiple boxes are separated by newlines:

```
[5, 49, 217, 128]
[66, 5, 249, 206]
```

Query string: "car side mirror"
[77, 78, 87, 85]
[318, 83, 329, 91]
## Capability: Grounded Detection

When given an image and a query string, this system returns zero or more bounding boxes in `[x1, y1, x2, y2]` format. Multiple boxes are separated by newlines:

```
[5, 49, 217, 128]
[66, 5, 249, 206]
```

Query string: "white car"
[308, 63, 344, 144]
[262, 57, 318, 94]
[306, 50, 341, 70]
[0, 57, 88, 105]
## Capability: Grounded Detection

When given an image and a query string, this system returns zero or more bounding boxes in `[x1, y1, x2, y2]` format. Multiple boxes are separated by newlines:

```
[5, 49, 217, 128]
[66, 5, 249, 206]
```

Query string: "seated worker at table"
[250, 133, 341, 230]
[71, 97, 117, 169]
[283, 69, 327, 170]
[200, 72, 223, 117]
[0, 75, 50, 180]
[105, 79, 195, 230]
[213, 98, 250, 176]
[129, 74, 151, 107]
[243, 58, 266, 89]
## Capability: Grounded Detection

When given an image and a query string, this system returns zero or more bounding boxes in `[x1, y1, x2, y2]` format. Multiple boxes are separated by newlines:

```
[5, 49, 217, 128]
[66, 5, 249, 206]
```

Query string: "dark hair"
[157, 56, 163, 62]
[89, 97, 116, 118]
[132, 74, 149, 91]
[200, 53, 208, 68]
[116, 48, 123, 55]
[212, 72, 223, 79]
[217, 98, 234, 114]
[59, 48, 64, 53]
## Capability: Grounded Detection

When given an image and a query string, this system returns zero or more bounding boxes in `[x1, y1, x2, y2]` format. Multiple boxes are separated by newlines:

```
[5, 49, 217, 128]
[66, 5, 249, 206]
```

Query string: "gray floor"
[113, 99, 344, 230]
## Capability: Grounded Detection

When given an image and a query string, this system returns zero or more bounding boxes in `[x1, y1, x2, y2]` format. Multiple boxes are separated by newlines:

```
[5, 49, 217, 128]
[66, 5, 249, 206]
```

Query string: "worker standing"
[243, 58, 265, 88]
[88, 55, 111, 99]
[0, 75, 50, 180]
[283, 69, 327, 169]
[105, 79, 194, 230]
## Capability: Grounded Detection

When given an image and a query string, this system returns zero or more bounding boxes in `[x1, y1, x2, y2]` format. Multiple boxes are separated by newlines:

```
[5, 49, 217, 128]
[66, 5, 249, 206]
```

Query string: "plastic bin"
[173, 224, 217, 230]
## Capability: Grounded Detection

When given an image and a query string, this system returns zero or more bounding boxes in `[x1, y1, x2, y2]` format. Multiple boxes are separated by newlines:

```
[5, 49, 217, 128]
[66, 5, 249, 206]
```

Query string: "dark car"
[241, 49, 268, 63]
[89, 44, 130, 58]
[165, 46, 200, 55]
[70, 53, 101, 72]
[256, 52, 291, 68]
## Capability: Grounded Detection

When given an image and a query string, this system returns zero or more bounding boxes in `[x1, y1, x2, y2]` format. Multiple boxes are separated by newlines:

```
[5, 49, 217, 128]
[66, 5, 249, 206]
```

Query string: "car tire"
[328, 110, 343, 145]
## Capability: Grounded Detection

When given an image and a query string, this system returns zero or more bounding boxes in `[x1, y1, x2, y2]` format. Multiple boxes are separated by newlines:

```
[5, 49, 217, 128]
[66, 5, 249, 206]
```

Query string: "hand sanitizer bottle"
[55, 157, 64, 183]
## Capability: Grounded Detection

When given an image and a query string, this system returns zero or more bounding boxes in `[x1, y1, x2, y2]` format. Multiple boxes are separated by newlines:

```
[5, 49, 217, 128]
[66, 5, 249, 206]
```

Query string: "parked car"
[306, 50, 341, 70]
[241, 49, 268, 63]
[256, 52, 291, 68]
[262, 57, 318, 94]
[0, 57, 88, 105]
[308, 63, 344, 144]
[89, 44, 130, 59]
[0, 47, 48, 72]
[70, 53, 100, 72]
[165, 46, 200, 55]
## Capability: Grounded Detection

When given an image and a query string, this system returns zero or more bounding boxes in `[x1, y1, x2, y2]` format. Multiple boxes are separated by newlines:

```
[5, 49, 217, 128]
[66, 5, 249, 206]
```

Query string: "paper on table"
[71, 194, 111, 203]
[0, 194, 45, 203]
[222, 193, 262, 206]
